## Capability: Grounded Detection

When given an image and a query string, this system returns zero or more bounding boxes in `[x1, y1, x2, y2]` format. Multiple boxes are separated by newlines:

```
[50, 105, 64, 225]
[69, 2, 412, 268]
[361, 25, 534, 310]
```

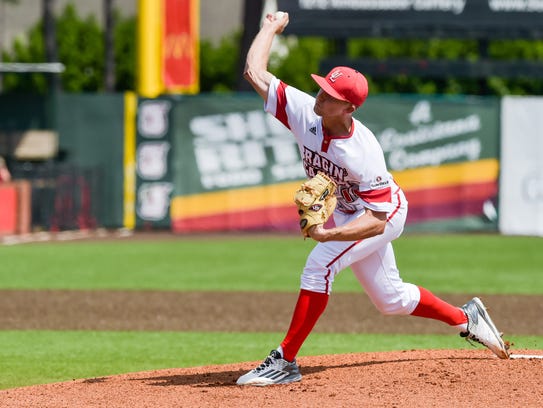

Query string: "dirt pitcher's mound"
[1, 349, 542, 407]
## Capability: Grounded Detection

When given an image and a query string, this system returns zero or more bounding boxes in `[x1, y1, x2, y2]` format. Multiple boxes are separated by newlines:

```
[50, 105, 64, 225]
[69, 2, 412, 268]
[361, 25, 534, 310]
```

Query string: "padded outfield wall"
[132, 93, 501, 233]
[4, 92, 538, 235]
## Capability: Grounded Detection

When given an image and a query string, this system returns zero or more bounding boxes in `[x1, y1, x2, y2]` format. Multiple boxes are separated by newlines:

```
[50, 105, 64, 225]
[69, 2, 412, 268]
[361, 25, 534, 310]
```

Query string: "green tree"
[1, 3, 134, 93]
[273, 37, 332, 93]
[2, 22, 48, 92]
[3, 4, 543, 96]
[112, 14, 135, 91]
[55, 4, 103, 92]
[345, 38, 482, 95]
[199, 33, 241, 92]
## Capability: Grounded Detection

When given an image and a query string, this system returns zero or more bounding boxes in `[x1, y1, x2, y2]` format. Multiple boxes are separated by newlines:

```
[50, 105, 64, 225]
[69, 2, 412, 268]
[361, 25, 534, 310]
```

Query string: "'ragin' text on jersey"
[302, 146, 347, 182]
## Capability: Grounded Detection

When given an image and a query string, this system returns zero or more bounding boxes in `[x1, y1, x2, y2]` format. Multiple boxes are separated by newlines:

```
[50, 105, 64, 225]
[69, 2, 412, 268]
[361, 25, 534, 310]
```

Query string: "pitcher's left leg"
[351, 242, 420, 315]
[351, 243, 468, 325]
[350, 243, 509, 358]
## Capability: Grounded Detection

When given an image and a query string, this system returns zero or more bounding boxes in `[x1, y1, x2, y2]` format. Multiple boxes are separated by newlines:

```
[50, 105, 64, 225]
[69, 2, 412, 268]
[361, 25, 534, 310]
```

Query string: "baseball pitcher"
[236, 11, 509, 386]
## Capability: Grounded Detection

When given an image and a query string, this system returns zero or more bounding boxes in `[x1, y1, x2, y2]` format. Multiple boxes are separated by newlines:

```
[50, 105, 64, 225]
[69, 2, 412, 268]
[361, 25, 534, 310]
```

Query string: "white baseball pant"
[300, 189, 421, 316]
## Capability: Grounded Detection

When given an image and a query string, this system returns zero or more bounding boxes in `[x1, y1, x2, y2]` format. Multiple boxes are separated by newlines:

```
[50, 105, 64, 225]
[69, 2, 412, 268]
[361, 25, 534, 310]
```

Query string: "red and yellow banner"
[163, 0, 199, 93]
[137, 0, 199, 97]
[170, 159, 499, 233]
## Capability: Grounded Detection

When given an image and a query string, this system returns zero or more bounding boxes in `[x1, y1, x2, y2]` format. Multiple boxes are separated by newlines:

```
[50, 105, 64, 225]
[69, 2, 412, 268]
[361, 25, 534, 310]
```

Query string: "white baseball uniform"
[265, 76, 420, 315]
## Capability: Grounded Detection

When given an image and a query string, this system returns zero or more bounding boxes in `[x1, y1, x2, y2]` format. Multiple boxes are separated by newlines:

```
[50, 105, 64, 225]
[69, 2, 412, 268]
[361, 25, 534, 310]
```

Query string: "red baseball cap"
[311, 66, 368, 107]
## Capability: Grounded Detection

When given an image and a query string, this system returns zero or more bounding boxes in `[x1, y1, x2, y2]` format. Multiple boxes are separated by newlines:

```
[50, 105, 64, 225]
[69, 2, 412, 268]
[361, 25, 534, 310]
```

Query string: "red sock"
[411, 286, 467, 326]
[280, 289, 329, 362]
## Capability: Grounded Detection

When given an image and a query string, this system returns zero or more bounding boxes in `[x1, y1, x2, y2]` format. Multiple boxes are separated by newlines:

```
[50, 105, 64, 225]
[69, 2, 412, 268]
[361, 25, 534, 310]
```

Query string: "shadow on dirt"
[133, 356, 492, 388]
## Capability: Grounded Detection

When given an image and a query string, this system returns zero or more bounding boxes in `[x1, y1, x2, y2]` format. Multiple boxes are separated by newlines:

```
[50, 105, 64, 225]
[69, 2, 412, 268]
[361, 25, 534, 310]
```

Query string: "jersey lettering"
[267, 77, 397, 214]
[339, 186, 357, 203]
[302, 146, 347, 182]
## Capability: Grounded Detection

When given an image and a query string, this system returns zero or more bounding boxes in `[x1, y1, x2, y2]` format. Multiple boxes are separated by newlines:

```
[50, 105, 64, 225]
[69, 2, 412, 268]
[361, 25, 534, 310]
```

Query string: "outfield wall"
[1, 92, 542, 236]
[137, 94, 501, 233]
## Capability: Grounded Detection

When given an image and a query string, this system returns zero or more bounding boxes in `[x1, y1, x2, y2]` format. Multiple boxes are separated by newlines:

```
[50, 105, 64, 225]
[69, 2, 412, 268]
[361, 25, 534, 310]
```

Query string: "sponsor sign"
[167, 94, 500, 232]
[277, 0, 543, 37]
[360, 95, 500, 230]
[163, 0, 199, 93]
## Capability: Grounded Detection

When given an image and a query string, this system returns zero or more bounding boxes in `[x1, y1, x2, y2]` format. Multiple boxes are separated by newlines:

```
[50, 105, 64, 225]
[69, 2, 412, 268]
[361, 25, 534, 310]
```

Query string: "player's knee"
[300, 258, 334, 294]
[372, 284, 419, 315]
[385, 221, 404, 241]
[374, 300, 412, 315]
[300, 272, 331, 294]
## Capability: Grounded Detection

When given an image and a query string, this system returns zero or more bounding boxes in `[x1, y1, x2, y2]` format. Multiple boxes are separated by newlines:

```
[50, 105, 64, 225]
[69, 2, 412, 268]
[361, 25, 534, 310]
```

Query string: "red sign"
[163, 0, 199, 93]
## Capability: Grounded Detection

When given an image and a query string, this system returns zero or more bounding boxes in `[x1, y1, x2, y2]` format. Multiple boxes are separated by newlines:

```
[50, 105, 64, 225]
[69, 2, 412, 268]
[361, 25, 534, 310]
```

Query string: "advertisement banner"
[500, 97, 543, 236]
[170, 95, 305, 232]
[137, 0, 199, 97]
[360, 96, 500, 231]
[168, 94, 500, 233]
[163, 0, 199, 93]
[276, 0, 543, 38]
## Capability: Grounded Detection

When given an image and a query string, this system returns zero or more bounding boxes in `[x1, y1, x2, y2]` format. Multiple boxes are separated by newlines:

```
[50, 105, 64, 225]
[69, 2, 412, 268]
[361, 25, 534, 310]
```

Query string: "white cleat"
[460, 297, 510, 359]
[236, 350, 302, 386]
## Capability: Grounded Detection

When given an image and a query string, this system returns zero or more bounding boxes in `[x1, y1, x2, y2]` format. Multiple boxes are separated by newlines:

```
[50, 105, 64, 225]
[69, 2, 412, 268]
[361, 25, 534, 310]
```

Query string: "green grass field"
[0, 233, 541, 389]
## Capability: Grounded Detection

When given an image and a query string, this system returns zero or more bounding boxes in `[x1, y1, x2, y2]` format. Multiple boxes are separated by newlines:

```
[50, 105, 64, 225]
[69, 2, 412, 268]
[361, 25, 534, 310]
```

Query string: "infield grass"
[0, 233, 541, 390]
[0, 331, 541, 390]
[0, 233, 541, 294]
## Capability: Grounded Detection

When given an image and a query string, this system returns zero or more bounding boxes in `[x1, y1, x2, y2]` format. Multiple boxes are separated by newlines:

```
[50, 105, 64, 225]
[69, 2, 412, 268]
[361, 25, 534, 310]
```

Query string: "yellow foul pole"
[137, 0, 164, 97]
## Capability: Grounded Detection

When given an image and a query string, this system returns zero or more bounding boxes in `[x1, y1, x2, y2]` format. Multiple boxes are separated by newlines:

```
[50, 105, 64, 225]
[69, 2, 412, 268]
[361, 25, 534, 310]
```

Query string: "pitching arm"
[244, 12, 289, 102]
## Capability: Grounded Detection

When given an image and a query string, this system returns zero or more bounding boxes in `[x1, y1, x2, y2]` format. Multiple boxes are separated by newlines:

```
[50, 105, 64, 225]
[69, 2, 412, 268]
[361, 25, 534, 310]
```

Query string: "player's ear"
[344, 103, 356, 114]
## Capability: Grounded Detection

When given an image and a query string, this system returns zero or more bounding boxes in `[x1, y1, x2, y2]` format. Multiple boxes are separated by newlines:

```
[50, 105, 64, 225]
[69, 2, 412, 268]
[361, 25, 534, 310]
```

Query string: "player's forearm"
[244, 20, 281, 99]
[310, 211, 387, 242]
[328, 219, 385, 241]
[244, 24, 276, 75]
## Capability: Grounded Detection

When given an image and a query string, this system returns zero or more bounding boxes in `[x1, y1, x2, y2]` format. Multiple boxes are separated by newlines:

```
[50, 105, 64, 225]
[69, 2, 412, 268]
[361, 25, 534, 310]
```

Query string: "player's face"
[314, 89, 353, 117]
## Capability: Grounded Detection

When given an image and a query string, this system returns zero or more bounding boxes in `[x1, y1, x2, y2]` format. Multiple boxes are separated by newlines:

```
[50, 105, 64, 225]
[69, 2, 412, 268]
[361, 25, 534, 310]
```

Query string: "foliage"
[112, 13, 136, 91]
[2, 3, 543, 95]
[347, 37, 543, 96]
[1, 3, 134, 93]
[347, 38, 479, 95]
[1, 22, 48, 92]
[273, 37, 331, 93]
[199, 32, 241, 92]
[55, 5, 103, 92]
[244, 35, 543, 96]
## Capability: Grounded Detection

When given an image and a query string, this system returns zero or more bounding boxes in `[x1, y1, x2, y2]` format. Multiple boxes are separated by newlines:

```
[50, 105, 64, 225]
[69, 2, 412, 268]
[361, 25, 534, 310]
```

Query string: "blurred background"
[0, 0, 542, 238]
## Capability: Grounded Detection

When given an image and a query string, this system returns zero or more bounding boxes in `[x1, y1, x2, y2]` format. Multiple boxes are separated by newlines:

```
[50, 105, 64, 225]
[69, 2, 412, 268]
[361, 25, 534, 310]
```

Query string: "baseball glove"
[294, 172, 337, 237]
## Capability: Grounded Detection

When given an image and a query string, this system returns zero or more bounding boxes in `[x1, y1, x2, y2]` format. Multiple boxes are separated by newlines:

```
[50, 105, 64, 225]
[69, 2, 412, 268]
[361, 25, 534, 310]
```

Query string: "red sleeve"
[274, 81, 291, 130]
[355, 187, 392, 204]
